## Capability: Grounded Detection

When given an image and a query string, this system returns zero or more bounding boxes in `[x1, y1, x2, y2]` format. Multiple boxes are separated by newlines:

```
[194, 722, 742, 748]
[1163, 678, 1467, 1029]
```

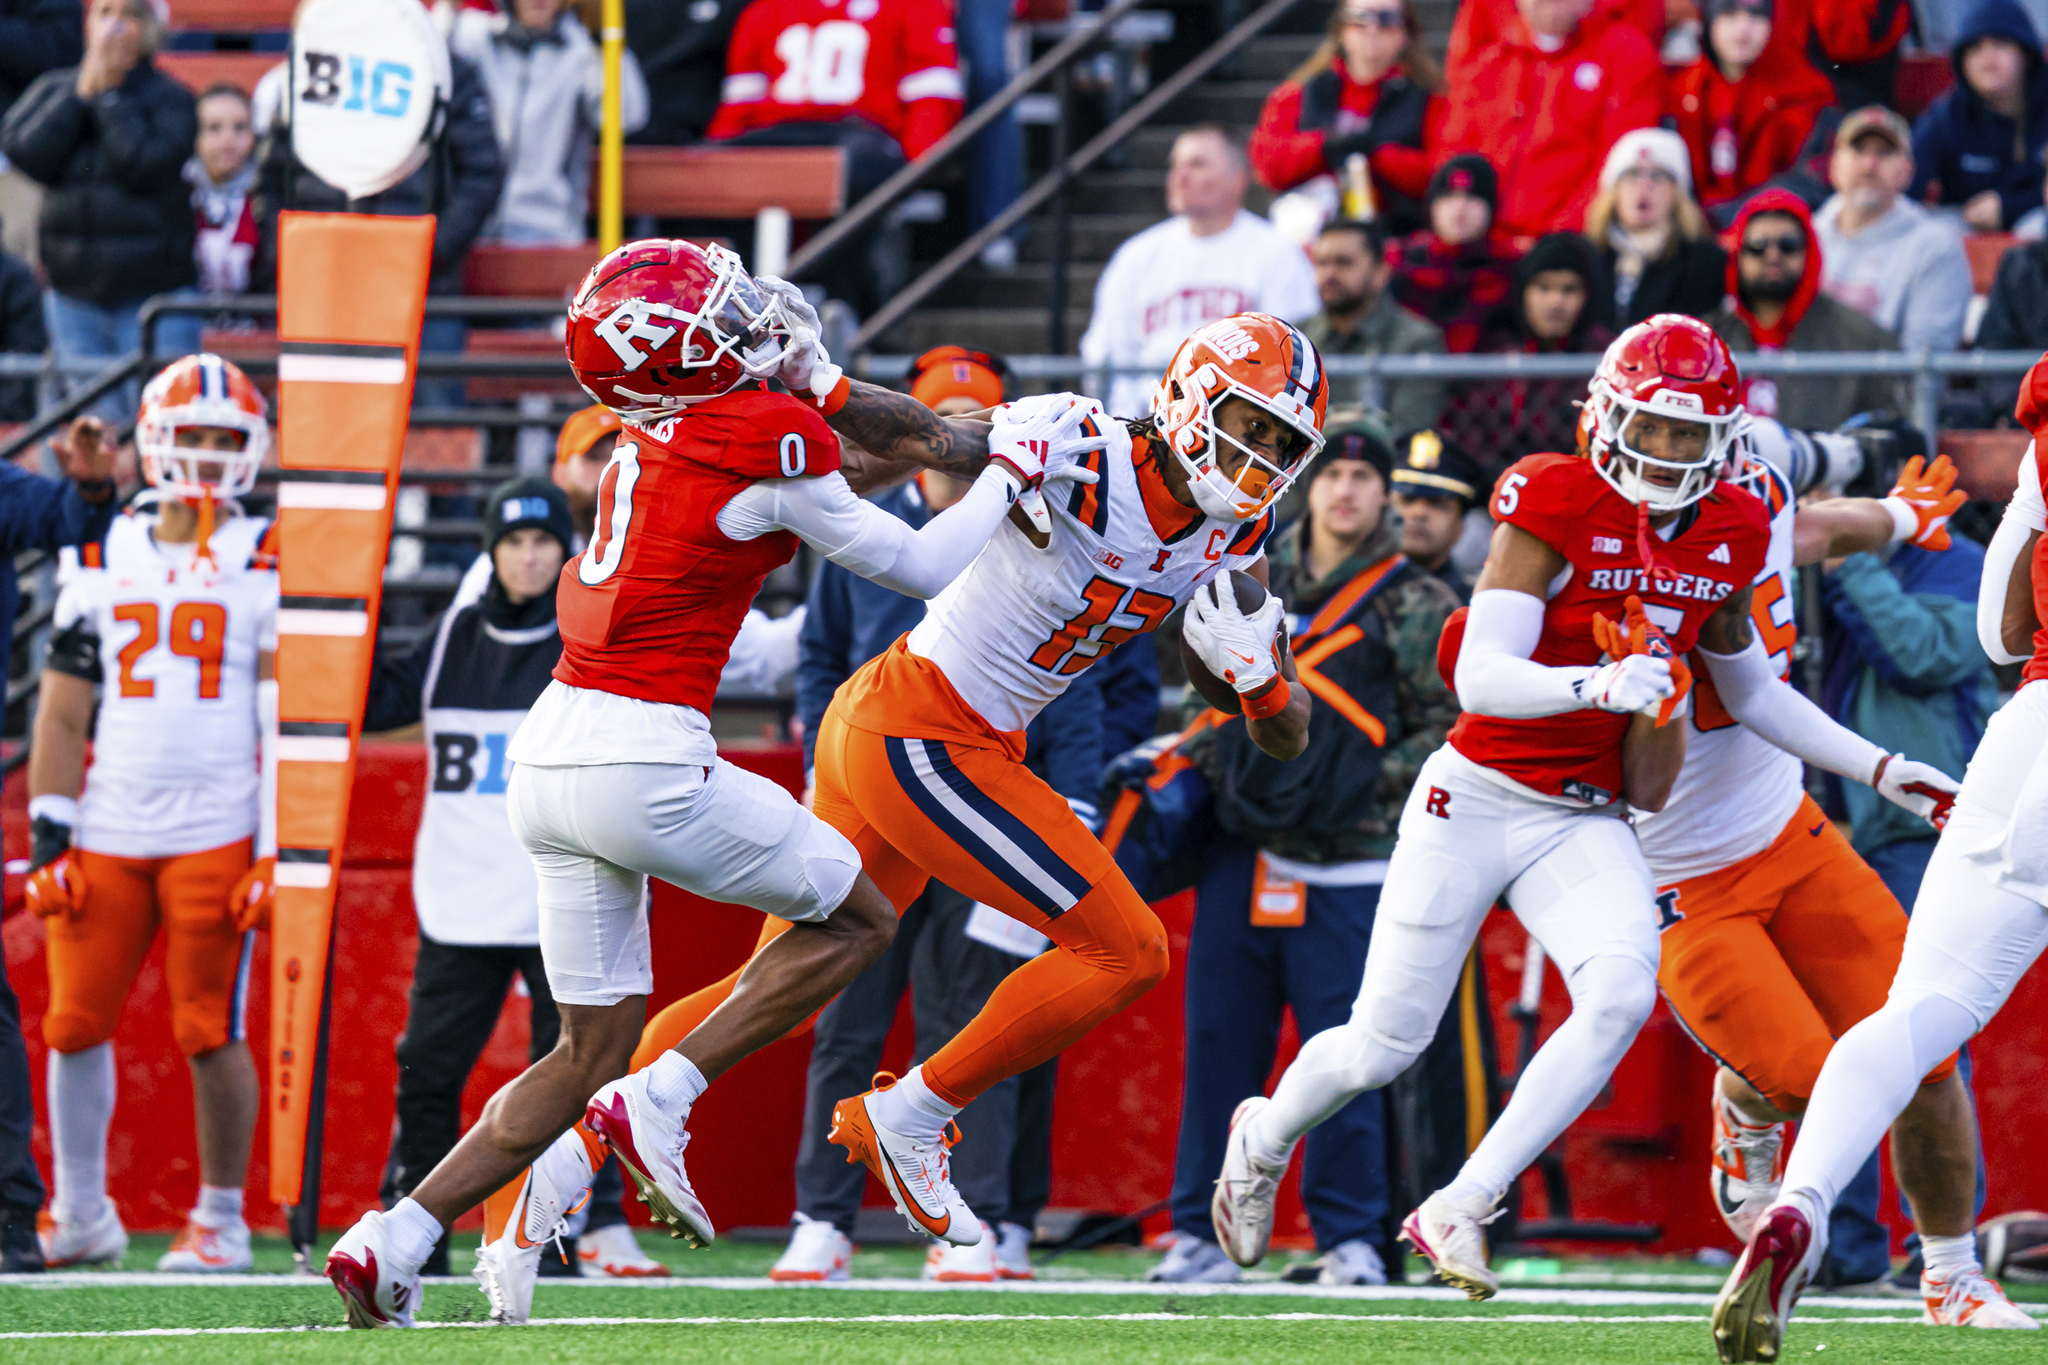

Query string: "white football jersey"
[908, 409, 1276, 733]
[1633, 459, 1806, 885]
[51, 511, 278, 859]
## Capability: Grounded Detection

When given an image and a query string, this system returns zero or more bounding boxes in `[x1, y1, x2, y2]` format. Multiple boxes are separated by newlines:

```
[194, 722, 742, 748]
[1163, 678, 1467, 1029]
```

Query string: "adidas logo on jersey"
[1708, 543, 1731, 564]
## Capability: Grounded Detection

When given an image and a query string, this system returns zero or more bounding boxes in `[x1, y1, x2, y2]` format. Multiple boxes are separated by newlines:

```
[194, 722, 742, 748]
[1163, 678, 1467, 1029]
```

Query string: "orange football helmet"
[1151, 313, 1328, 522]
[137, 353, 270, 499]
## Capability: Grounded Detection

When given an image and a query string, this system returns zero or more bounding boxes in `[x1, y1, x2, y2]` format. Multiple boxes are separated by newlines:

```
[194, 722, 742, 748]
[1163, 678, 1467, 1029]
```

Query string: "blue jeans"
[1168, 838, 1392, 1255]
[956, 0, 1022, 235]
[1824, 837, 1986, 1283]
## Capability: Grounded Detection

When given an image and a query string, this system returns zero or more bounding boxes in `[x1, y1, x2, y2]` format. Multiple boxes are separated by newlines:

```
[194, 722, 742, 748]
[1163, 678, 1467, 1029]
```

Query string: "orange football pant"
[42, 838, 254, 1057]
[810, 697, 1167, 1109]
[1656, 795, 1957, 1113]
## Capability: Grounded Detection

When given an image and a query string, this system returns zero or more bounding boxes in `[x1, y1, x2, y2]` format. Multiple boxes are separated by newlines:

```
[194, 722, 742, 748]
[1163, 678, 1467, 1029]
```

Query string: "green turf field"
[5, 1234, 2045, 1364]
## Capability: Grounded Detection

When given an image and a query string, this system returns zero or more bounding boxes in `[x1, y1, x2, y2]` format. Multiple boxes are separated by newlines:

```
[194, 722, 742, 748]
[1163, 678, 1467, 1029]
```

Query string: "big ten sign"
[289, 0, 451, 199]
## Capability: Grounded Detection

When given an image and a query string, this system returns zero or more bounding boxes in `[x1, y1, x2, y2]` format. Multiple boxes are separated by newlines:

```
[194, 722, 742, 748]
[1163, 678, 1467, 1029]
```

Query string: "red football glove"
[25, 853, 88, 920]
[1590, 594, 1692, 728]
[227, 856, 275, 933]
[1884, 454, 1966, 552]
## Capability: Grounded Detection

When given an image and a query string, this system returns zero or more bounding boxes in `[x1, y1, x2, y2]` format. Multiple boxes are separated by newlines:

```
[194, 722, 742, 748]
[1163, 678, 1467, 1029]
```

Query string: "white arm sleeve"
[1979, 445, 2045, 665]
[1453, 588, 1597, 718]
[256, 677, 278, 859]
[1697, 638, 1887, 783]
[717, 467, 1017, 600]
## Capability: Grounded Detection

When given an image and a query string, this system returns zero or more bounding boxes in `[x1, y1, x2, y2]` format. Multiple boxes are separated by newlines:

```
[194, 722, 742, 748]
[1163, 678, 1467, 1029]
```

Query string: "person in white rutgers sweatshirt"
[1080, 125, 1321, 419]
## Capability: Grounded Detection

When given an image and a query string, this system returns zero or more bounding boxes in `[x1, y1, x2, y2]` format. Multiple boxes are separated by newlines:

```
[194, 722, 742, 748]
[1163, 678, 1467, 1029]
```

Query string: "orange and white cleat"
[1710, 1091, 1786, 1244]
[473, 1122, 607, 1323]
[1711, 1194, 1823, 1362]
[37, 1206, 127, 1269]
[923, 1221, 998, 1281]
[1921, 1267, 2040, 1330]
[768, 1212, 852, 1282]
[156, 1217, 252, 1272]
[994, 1221, 1036, 1280]
[828, 1073, 980, 1247]
[576, 1223, 672, 1279]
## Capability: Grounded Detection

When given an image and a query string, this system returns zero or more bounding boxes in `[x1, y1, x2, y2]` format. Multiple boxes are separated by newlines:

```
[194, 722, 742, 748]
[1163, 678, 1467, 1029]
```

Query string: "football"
[1181, 568, 1284, 715]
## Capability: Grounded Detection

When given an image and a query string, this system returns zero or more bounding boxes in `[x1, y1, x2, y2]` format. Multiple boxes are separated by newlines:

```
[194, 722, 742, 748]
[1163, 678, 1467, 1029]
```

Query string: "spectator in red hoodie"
[1668, 0, 1836, 224]
[707, 0, 963, 314]
[1432, 0, 1666, 238]
[1249, 0, 1441, 235]
[1446, 0, 1664, 81]
[1390, 155, 1521, 353]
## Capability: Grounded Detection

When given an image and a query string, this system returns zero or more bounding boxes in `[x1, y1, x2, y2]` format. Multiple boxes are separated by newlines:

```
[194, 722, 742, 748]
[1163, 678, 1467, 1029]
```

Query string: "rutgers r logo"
[594, 300, 684, 370]
[1424, 786, 1451, 819]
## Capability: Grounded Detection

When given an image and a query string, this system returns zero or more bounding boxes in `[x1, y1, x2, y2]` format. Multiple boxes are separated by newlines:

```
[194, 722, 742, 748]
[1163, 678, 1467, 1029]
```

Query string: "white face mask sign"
[290, 0, 453, 199]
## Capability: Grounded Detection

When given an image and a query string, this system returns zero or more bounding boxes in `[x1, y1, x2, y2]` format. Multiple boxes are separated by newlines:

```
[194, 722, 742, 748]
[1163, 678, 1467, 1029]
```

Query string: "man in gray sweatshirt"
[1814, 106, 1974, 356]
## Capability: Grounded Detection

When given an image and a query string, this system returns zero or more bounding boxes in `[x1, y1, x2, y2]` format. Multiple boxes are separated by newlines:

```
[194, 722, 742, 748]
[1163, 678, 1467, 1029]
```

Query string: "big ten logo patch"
[434, 732, 514, 795]
[299, 51, 415, 118]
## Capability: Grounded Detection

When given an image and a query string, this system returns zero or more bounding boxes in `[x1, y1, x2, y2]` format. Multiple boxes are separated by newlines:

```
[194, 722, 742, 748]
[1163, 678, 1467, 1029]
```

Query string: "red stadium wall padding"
[7, 748, 2048, 1253]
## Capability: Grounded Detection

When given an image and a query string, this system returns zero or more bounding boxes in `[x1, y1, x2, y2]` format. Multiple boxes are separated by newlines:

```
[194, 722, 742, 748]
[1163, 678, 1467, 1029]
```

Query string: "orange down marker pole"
[269, 211, 434, 1267]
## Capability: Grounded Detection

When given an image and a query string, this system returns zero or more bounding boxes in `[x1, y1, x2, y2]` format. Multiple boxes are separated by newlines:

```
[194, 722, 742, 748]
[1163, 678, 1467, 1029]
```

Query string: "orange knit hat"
[556, 404, 623, 464]
[907, 346, 1006, 411]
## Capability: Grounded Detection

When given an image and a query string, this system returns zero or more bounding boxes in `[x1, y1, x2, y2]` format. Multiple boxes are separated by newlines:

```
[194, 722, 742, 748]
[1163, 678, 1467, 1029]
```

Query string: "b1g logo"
[299, 51, 415, 119]
[433, 732, 514, 795]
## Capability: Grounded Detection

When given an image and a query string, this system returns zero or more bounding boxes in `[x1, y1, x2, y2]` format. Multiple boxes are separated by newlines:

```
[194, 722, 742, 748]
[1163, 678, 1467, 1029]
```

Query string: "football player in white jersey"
[1712, 359, 2048, 1360]
[24, 355, 279, 1273]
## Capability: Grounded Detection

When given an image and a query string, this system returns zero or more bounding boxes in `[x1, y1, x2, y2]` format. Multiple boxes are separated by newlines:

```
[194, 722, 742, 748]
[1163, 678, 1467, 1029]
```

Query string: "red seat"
[1940, 428, 2030, 502]
[168, 0, 295, 30]
[1897, 54, 1954, 121]
[604, 145, 846, 219]
[158, 51, 280, 97]
[1968, 233, 2017, 295]
[463, 244, 601, 299]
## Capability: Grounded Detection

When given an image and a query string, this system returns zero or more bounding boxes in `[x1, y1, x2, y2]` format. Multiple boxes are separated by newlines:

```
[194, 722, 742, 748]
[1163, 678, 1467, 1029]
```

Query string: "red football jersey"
[2028, 450, 2048, 688]
[705, 0, 964, 159]
[1447, 452, 1771, 802]
[554, 387, 841, 713]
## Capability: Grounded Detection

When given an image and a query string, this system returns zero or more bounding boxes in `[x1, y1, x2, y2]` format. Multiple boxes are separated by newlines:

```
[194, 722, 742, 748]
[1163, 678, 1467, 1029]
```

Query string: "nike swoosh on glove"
[1588, 593, 1690, 724]
[1873, 754, 1959, 829]
[25, 852, 88, 920]
[756, 276, 843, 405]
[1183, 574, 1283, 694]
[988, 395, 1109, 495]
[1882, 454, 1966, 552]
[228, 856, 276, 932]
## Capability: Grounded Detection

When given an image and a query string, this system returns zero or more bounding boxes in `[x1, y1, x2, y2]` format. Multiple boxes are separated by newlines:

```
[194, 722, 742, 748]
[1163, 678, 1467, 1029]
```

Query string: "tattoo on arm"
[826, 380, 991, 479]
[1702, 585, 1756, 653]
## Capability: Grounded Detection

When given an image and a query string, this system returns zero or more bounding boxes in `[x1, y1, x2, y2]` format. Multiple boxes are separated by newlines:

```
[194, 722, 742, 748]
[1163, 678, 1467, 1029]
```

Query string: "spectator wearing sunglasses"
[1248, 0, 1441, 235]
[1702, 188, 1905, 429]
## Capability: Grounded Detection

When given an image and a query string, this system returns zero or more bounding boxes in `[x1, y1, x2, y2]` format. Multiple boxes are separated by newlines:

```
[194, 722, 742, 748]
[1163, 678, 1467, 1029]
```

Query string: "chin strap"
[193, 491, 218, 569]
[1633, 499, 1680, 595]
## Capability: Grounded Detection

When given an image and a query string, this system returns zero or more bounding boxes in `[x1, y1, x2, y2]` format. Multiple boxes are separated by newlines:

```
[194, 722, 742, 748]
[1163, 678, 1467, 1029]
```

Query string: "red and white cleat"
[828, 1073, 979, 1247]
[325, 1210, 423, 1329]
[1922, 1267, 2040, 1329]
[1399, 1190, 1501, 1301]
[1711, 1194, 1823, 1362]
[1211, 1096, 1291, 1268]
[584, 1074, 715, 1249]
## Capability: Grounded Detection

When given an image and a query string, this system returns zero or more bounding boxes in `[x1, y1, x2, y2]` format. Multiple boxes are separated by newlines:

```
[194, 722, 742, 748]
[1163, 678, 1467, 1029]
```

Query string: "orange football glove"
[227, 856, 275, 933]
[24, 853, 88, 920]
[1884, 454, 1966, 552]
[1589, 594, 1692, 727]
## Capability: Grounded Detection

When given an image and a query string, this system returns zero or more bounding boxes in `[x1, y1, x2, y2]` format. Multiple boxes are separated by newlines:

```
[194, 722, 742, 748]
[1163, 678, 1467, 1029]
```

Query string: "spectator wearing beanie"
[1389, 427, 1484, 601]
[1446, 231, 1614, 465]
[1911, 0, 2048, 232]
[1249, 0, 1441, 235]
[1301, 217, 1446, 432]
[1703, 187, 1906, 427]
[1432, 0, 1665, 239]
[1586, 128, 1728, 324]
[1667, 0, 1836, 223]
[1815, 106, 1972, 355]
[1390, 155, 1519, 354]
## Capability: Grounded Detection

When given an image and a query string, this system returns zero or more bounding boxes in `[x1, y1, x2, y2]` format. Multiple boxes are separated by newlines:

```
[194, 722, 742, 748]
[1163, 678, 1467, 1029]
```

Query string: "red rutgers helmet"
[1151, 314, 1328, 522]
[1582, 314, 1742, 512]
[565, 239, 792, 419]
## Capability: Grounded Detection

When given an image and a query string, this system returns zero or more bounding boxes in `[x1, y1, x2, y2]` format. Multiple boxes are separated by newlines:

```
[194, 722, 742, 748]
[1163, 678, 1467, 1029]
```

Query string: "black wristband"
[29, 815, 72, 871]
[73, 477, 115, 505]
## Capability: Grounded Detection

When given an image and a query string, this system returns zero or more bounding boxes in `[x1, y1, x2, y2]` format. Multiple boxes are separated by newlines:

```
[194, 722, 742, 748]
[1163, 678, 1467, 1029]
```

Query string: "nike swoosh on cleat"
[1715, 1173, 1746, 1217]
[881, 1151, 953, 1238]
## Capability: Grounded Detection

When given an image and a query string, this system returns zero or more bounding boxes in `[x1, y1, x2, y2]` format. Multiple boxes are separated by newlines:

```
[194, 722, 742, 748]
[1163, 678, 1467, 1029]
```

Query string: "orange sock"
[920, 877, 1168, 1108]
[482, 1121, 607, 1242]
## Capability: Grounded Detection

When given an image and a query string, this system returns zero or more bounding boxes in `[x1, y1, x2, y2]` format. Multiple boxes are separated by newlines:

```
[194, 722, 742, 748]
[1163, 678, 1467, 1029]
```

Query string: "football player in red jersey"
[326, 239, 1105, 1328]
[1212, 315, 1774, 1297]
[1710, 353, 2048, 1361]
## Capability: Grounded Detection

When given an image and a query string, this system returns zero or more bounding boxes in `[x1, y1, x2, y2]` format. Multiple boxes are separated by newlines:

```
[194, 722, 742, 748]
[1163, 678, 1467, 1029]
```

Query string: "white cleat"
[584, 1074, 715, 1249]
[1317, 1237, 1389, 1286]
[37, 1205, 127, 1268]
[577, 1223, 671, 1278]
[1400, 1189, 1502, 1301]
[1145, 1231, 1241, 1283]
[1711, 1092, 1786, 1244]
[768, 1211, 852, 1282]
[1921, 1267, 2041, 1329]
[828, 1074, 979, 1246]
[994, 1221, 1035, 1280]
[325, 1210, 423, 1329]
[923, 1221, 997, 1281]
[1211, 1096, 1292, 1267]
[156, 1217, 251, 1272]
[475, 1125, 607, 1322]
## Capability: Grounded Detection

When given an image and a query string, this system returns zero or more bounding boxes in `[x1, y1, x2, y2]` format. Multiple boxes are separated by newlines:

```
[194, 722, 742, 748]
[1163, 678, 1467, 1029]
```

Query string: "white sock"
[49, 1043, 115, 1225]
[872, 1066, 957, 1142]
[193, 1185, 244, 1230]
[384, 1197, 445, 1270]
[643, 1051, 708, 1115]
[1921, 1231, 1980, 1280]
[1259, 1023, 1420, 1156]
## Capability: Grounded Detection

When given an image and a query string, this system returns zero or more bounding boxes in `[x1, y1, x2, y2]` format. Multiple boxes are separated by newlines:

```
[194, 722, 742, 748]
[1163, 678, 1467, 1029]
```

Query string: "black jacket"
[0, 0, 78, 118]
[254, 53, 504, 295]
[0, 60, 196, 306]
[623, 0, 747, 144]
[0, 247, 45, 418]
[1604, 236, 1727, 325]
[1974, 238, 2048, 420]
[365, 577, 561, 733]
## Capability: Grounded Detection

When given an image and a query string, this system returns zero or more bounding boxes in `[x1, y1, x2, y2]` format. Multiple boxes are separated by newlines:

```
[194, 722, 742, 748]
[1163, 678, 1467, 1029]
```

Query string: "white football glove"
[1183, 574, 1284, 695]
[988, 394, 1109, 498]
[1873, 753, 1959, 829]
[1579, 654, 1675, 715]
[756, 275, 843, 404]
